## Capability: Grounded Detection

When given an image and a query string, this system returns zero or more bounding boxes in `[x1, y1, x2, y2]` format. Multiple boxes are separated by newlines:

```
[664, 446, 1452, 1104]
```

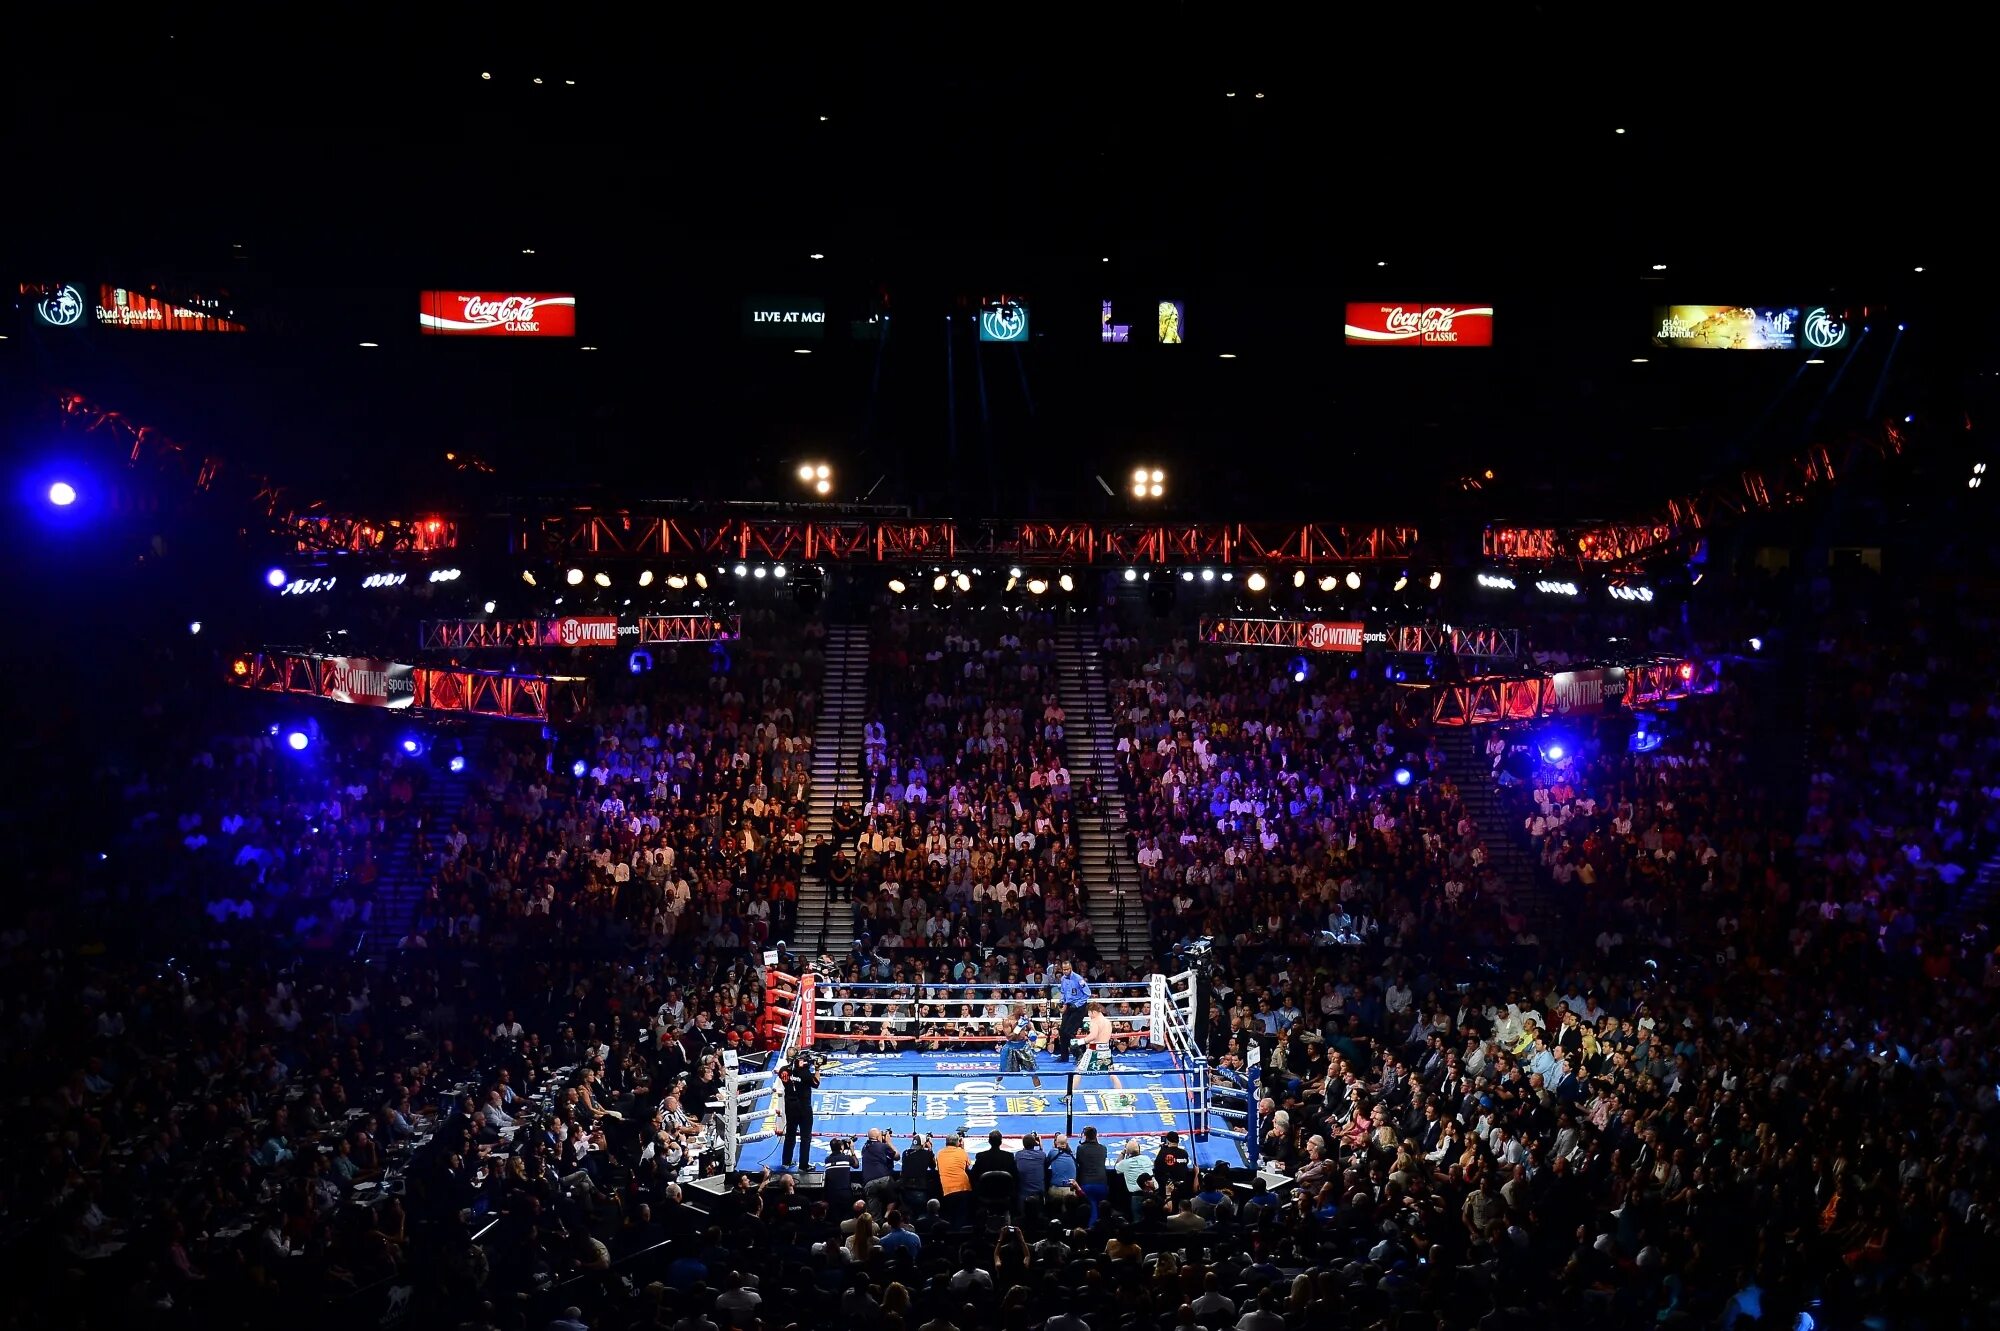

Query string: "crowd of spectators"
[405, 609, 822, 957]
[14, 576, 2000, 1331]
[1099, 625, 1533, 960]
[832, 608, 1095, 962]
[97, 710, 423, 951]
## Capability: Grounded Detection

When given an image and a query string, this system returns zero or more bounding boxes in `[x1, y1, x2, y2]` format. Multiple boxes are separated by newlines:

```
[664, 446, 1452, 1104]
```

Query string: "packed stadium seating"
[8, 584, 2000, 1331]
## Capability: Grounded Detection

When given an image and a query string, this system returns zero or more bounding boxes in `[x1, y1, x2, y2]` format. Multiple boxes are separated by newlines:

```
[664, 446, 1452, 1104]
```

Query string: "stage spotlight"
[1319, 574, 1337, 592]
[266, 567, 288, 588]
[522, 570, 537, 587]
[188, 621, 202, 635]
[566, 568, 584, 586]
[1679, 662, 1695, 681]
[797, 464, 815, 481]
[47, 481, 77, 507]
[1027, 578, 1049, 595]
[1748, 637, 1763, 652]
[483, 600, 497, 613]
[755, 566, 770, 579]
[448, 755, 466, 773]
[639, 569, 654, 587]
[572, 759, 588, 778]
[1294, 669, 1307, 683]
[815, 479, 831, 495]
[402, 738, 420, 754]
[591, 571, 610, 588]
[1124, 568, 1137, 582]
[1429, 571, 1443, 590]
[667, 574, 688, 590]
[1542, 742, 1566, 762]
[1009, 567, 1023, 579]
[933, 574, 948, 592]
[1058, 573, 1075, 592]
[887, 578, 907, 594]
[286, 731, 310, 752]
[1393, 767, 1413, 787]
[954, 572, 971, 591]
[773, 565, 787, 578]
[1292, 569, 1306, 589]
[1345, 571, 1361, 590]
[1393, 574, 1408, 592]
[1220, 571, 1234, 582]
[1246, 572, 1267, 592]
[1201, 569, 1215, 582]
[733, 563, 748, 577]
[694, 572, 708, 589]
[1181, 571, 1195, 582]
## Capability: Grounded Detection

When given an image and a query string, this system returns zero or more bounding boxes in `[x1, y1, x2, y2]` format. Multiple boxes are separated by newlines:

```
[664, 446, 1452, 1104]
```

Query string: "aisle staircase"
[1432, 728, 1555, 937]
[1054, 624, 1149, 965]
[373, 760, 472, 943]
[799, 625, 868, 957]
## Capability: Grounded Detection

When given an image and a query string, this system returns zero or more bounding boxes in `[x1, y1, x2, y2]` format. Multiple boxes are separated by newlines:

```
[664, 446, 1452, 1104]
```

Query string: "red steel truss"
[1199, 618, 1520, 660]
[1483, 424, 1904, 570]
[418, 615, 741, 651]
[635, 614, 740, 643]
[281, 512, 459, 554]
[1414, 658, 1698, 726]
[1384, 625, 1520, 660]
[228, 650, 588, 722]
[513, 514, 1420, 565]
[1199, 618, 1364, 650]
[420, 620, 546, 650]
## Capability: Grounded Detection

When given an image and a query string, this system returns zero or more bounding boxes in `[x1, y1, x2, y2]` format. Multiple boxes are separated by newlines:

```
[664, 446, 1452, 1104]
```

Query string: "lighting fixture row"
[528, 565, 790, 591]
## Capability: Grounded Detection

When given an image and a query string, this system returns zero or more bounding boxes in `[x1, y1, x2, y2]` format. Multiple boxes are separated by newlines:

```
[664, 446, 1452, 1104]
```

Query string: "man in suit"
[971, 1129, 1018, 1186]
[1073, 1125, 1110, 1225]
[1014, 1132, 1048, 1216]
[778, 1055, 820, 1171]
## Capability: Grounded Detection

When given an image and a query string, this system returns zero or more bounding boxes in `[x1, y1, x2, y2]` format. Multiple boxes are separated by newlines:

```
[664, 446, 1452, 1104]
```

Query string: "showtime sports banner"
[544, 615, 619, 648]
[1302, 621, 1367, 652]
[320, 657, 416, 709]
[1546, 667, 1628, 715]
[420, 291, 577, 337]
[1344, 303, 1493, 346]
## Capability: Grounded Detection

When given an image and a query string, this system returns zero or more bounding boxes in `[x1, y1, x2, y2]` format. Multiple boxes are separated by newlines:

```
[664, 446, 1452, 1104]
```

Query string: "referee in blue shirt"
[1055, 959, 1091, 1062]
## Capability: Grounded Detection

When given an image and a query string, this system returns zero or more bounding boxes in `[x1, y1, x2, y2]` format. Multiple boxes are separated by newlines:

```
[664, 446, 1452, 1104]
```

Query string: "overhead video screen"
[1650, 306, 1798, 350]
[1157, 300, 1185, 343]
[978, 297, 1029, 342]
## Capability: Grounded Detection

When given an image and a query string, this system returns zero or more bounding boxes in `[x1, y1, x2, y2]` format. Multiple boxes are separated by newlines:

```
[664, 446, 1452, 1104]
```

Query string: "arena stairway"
[1943, 852, 2000, 933]
[1055, 624, 1148, 966]
[1432, 728, 1558, 939]
[799, 624, 867, 958]
[372, 761, 472, 944]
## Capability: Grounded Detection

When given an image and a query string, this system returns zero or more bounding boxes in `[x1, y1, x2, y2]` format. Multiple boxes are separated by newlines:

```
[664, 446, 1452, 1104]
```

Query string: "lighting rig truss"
[280, 512, 459, 554]
[1414, 658, 1700, 727]
[513, 513, 1421, 566]
[418, 614, 742, 651]
[229, 649, 589, 722]
[1482, 423, 1905, 570]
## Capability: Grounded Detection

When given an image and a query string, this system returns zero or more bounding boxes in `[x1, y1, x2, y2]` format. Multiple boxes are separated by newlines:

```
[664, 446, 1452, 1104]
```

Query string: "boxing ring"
[719, 966, 1258, 1171]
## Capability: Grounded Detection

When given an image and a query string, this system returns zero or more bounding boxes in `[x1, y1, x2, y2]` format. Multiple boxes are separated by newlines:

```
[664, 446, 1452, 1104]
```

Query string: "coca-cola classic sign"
[419, 291, 577, 337]
[1344, 303, 1494, 347]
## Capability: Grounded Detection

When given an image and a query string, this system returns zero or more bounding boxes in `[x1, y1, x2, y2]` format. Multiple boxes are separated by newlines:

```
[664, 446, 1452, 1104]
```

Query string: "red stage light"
[232, 658, 250, 677]
[1679, 663, 1694, 681]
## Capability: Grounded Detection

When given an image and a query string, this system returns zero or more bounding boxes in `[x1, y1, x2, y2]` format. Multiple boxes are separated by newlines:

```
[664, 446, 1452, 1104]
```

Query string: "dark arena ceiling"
[3, 11, 1990, 528]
